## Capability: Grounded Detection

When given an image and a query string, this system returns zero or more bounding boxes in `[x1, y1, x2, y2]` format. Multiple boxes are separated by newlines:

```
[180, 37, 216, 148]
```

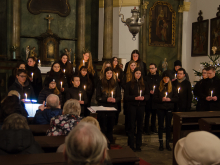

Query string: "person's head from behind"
[175, 131, 220, 165]
[46, 94, 60, 109]
[72, 75, 80, 88]
[177, 68, 186, 80]
[64, 122, 109, 164]
[149, 63, 157, 75]
[27, 57, 36, 67]
[63, 99, 81, 116]
[202, 68, 208, 79]
[81, 116, 101, 131]
[2, 113, 29, 130]
[1, 90, 20, 104]
[16, 69, 27, 85]
[207, 66, 216, 79]
[80, 66, 88, 77]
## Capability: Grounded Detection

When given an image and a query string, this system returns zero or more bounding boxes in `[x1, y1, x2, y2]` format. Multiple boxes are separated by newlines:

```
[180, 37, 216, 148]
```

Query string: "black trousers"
[115, 101, 121, 124]
[157, 109, 172, 140]
[97, 112, 115, 143]
[127, 105, 145, 148]
[144, 108, 157, 132]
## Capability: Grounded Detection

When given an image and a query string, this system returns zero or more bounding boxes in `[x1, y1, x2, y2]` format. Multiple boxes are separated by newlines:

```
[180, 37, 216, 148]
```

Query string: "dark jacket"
[0, 129, 44, 155]
[113, 68, 124, 87]
[170, 69, 190, 81]
[9, 79, 36, 100]
[33, 108, 63, 125]
[199, 76, 220, 111]
[26, 65, 43, 98]
[96, 80, 121, 109]
[153, 83, 178, 110]
[38, 87, 63, 104]
[8, 75, 16, 89]
[194, 78, 207, 111]
[172, 79, 192, 111]
[59, 61, 74, 87]
[79, 75, 94, 99]
[124, 81, 150, 106]
[124, 61, 147, 80]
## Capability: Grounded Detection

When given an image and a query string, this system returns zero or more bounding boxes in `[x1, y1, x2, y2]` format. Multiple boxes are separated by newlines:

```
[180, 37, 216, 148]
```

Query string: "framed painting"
[210, 17, 220, 55]
[149, 1, 176, 47]
[191, 20, 209, 57]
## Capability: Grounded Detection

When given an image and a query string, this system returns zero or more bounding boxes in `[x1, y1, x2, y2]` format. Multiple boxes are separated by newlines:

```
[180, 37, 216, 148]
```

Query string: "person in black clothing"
[199, 66, 220, 111]
[78, 66, 94, 117]
[124, 50, 147, 80]
[26, 57, 42, 99]
[171, 60, 189, 81]
[38, 77, 62, 105]
[8, 62, 26, 89]
[9, 69, 35, 100]
[96, 67, 121, 143]
[153, 70, 178, 151]
[124, 67, 150, 151]
[66, 75, 88, 117]
[144, 63, 162, 134]
[59, 53, 74, 87]
[172, 68, 192, 112]
[193, 68, 208, 111]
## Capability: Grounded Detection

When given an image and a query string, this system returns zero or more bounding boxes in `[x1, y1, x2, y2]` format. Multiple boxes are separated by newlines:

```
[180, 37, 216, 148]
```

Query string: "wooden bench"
[173, 111, 220, 165]
[199, 118, 220, 133]
[29, 124, 50, 136]
[0, 147, 139, 165]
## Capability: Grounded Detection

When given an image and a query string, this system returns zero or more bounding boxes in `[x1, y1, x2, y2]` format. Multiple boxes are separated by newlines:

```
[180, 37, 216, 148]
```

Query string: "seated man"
[34, 94, 62, 125]
[63, 122, 110, 165]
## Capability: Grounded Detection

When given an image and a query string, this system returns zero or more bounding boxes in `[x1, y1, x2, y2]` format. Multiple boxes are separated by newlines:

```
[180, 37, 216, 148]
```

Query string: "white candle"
[63, 69, 65, 73]
[31, 72, 34, 79]
[111, 91, 113, 98]
[175, 74, 177, 79]
[140, 90, 142, 97]
[116, 73, 118, 79]
[165, 92, 168, 98]
[178, 87, 181, 94]
[79, 93, 81, 101]
[84, 85, 86, 90]
[60, 81, 63, 88]
[83, 60, 85, 66]
[38, 60, 41, 64]
[25, 93, 27, 100]
[153, 86, 156, 92]
[211, 90, 213, 97]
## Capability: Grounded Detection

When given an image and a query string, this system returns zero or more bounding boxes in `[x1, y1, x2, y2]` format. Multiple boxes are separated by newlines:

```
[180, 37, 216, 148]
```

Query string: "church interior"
[1, 0, 220, 165]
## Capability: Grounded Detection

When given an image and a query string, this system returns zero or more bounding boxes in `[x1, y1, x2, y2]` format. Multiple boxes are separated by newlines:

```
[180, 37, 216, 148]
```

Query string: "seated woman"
[0, 113, 44, 155]
[46, 99, 82, 136]
[38, 77, 62, 105]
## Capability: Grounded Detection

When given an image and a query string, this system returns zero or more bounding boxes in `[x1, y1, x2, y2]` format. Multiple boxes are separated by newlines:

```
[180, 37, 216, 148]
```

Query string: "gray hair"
[63, 99, 81, 116]
[65, 122, 109, 164]
[46, 94, 59, 109]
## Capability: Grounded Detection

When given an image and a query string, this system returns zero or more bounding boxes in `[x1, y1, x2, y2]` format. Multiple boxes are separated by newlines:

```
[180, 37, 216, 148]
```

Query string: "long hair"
[49, 61, 64, 79]
[100, 61, 111, 80]
[131, 67, 145, 91]
[78, 66, 92, 89]
[78, 51, 95, 76]
[101, 67, 116, 93]
[159, 79, 172, 93]
[111, 57, 121, 72]
[12, 62, 26, 76]
[130, 49, 141, 62]
[126, 60, 137, 83]
[59, 53, 73, 75]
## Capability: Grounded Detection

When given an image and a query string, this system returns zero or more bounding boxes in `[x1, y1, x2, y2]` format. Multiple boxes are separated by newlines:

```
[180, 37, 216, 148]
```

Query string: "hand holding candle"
[79, 93, 81, 101]
[165, 92, 168, 98]
[211, 90, 213, 97]
[153, 86, 156, 92]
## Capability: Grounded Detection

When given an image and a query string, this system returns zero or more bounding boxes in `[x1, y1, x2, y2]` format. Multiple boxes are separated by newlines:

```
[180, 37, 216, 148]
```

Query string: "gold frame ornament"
[149, 1, 176, 47]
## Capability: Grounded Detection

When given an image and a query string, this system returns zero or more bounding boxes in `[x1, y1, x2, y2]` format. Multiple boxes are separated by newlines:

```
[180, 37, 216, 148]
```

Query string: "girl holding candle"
[66, 75, 88, 117]
[124, 67, 150, 151]
[26, 57, 42, 99]
[99, 61, 112, 80]
[96, 67, 121, 143]
[153, 70, 178, 151]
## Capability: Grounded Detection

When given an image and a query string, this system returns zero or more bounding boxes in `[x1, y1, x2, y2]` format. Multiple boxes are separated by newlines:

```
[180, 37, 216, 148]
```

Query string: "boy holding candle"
[172, 68, 192, 112]
[66, 75, 88, 117]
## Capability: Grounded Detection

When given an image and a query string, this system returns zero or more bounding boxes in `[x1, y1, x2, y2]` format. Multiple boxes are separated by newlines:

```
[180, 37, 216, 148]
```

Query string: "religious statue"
[64, 48, 72, 62]
[212, 46, 217, 55]
[162, 58, 168, 72]
[26, 46, 30, 60]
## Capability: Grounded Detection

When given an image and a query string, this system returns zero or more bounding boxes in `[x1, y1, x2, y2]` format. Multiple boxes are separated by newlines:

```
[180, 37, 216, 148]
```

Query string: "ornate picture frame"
[149, 1, 176, 47]
[210, 17, 220, 55]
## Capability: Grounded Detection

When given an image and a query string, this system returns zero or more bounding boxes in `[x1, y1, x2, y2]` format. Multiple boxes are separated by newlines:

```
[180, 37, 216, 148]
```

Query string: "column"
[76, 0, 86, 61]
[12, 0, 21, 59]
[103, 0, 113, 61]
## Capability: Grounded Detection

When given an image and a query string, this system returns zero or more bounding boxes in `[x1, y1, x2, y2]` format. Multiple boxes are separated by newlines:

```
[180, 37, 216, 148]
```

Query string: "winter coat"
[38, 87, 62, 104]
[0, 129, 44, 155]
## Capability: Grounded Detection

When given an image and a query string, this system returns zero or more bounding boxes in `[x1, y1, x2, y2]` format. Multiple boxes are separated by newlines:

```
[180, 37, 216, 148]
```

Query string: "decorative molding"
[99, 0, 140, 8]
[178, 2, 191, 13]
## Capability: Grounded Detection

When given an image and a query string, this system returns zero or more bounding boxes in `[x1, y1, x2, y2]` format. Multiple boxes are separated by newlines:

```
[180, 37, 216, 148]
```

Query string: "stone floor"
[113, 114, 173, 165]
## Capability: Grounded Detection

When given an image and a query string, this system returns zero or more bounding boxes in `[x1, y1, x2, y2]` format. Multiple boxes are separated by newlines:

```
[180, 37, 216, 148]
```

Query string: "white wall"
[182, 0, 220, 84]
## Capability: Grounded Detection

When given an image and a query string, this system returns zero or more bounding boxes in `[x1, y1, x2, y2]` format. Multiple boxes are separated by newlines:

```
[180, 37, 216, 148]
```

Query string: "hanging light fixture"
[119, 0, 149, 40]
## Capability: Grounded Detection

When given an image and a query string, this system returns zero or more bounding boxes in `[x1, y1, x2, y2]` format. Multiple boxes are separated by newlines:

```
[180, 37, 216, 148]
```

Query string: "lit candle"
[38, 60, 41, 64]
[211, 90, 213, 97]
[79, 93, 81, 101]
[84, 85, 86, 90]
[116, 73, 118, 79]
[140, 90, 142, 97]
[153, 86, 156, 92]
[25, 93, 27, 100]
[175, 74, 177, 79]
[63, 69, 65, 73]
[111, 91, 113, 98]
[31, 72, 34, 79]
[178, 87, 181, 94]
[165, 92, 168, 98]
[60, 81, 63, 88]
[83, 60, 85, 66]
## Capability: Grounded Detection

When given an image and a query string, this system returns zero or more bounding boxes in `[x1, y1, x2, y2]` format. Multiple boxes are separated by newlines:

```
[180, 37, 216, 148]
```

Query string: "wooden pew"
[173, 111, 220, 165]
[199, 118, 220, 133]
[0, 147, 139, 165]
[29, 124, 50, 136]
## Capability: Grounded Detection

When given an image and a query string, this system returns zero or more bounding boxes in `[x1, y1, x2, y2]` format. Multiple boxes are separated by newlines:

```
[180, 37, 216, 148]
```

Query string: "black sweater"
[124, 81, 150, 106]
[38, 87, 62, 104]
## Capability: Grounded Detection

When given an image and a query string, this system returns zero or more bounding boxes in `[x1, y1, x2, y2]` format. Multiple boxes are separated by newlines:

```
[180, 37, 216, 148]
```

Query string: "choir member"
[99, 61, 112, 80]
[153, 70, 178, 151]
[26, 57, 42, 99]
[172, 68, 192, 112]
[66, 75, 88, 117]
[96, 67, 121, 143]
[145, 63, 161, 134]
[124, 67, 150, 151]
[171, 60, 189, 81]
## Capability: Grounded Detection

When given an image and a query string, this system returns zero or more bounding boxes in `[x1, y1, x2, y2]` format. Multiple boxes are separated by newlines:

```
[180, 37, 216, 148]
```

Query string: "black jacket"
[8, 75, 16, 89]
[194, 78, 207, 111]
[170, 69, 190, 81]
[26, 65, 43, 98]
[59, 61, 74, 87]
[0, 129, 44, 155]
[153, 83, 178, 110]
[124, 81, 150, 106]
[38, 87, 63, 104]
[113, 68, 124, 87]
[172, 79, 192, 111]
[96, 80, 121, 109]
[124, 61, 147, 80]
[9, 79, 36, 100]
[79, 75, 94, 99]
